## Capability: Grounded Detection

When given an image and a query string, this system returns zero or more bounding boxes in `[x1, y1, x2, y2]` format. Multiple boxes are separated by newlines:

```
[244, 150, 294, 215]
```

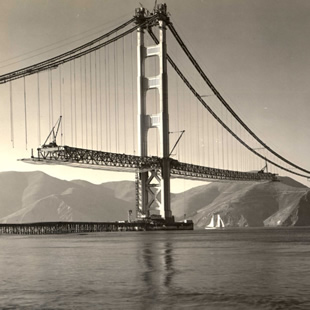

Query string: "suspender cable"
[226, 109, 229, 170]
[238, 124, 243, 171]
[70, 62, 73, 146]
[122, 36, 126, 153]
[37, 73, 41, 146]
[48, 70, 51, 130]
[202, 105, 205, 166]
[104, 47, 108, 151]
[176, 70, 180, 160]
[240, 125, 243, 170]
[84, 56, 88, 148]
[95, 51, 98, 150]
[114, 40, 118, 153]
[62, 67, 66, 145]
[131, 33, 135, 155]
[23, 77, 28, 150]
[155, 56, 159, 156]
[230, 116, 234, 171]
[107, 46, 111, 151]
[74, 59, 77, 147]
[212, 108, 215, 168]
[9, 81, 14, 147]
[50, 70, 54, 127]
[80, 58, 83, 148]
[187, 89, 191, 163]
[196, 99, 200, 165]
[207, 106, 211, 167]
[90, 53, 93, 149]
[189, 92, 193, 163]
[221, 102, 224, 169]
[59, 66, 63, 145]
[183, 78, 187, 163]
[99, 48, 102, 150]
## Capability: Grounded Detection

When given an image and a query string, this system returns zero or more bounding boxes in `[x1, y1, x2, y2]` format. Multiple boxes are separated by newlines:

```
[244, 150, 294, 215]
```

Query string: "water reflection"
[139, 239, 175, 306]
[163, 242, 174, 287]
[2, 229, 310, 309]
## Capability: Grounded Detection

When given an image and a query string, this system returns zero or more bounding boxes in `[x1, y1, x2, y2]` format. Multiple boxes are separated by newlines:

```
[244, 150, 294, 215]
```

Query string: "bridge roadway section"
[22, 145, 278, 182]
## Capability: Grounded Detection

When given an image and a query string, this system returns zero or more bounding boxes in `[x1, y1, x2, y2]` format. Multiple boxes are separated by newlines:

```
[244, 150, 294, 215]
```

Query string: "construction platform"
[0, 220, 194, 235]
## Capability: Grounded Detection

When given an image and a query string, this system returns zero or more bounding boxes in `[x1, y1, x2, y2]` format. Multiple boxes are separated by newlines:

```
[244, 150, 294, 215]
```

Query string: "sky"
[0, 0, 310, 190]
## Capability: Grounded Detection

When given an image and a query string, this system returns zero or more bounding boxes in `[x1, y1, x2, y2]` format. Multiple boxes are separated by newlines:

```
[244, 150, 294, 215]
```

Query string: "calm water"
[1, 228, 310, 310]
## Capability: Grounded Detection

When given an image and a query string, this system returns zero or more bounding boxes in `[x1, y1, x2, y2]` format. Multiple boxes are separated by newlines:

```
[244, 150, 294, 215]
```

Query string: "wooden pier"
[0, 220, 193, 235]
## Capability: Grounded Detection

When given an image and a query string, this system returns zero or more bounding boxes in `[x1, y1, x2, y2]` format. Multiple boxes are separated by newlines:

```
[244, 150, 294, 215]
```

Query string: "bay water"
[1, 228, 310, 309]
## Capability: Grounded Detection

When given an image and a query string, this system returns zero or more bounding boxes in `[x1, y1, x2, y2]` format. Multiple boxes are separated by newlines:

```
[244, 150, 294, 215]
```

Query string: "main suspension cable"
[148, 28, 310, 179]
[0, 18, 135, 82]
[167, 22, 310, 176]
[0, 17, 156, 84]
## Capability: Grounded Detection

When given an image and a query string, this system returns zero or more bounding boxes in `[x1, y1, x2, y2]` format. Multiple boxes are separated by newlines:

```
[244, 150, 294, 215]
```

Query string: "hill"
[0, 171, 309, 227]
[172, 177, 310, 228]
[0, 171, 133, 223]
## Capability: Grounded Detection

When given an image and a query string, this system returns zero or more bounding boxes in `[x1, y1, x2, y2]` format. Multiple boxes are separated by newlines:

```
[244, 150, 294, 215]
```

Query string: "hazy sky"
[0, 0, 309, 189]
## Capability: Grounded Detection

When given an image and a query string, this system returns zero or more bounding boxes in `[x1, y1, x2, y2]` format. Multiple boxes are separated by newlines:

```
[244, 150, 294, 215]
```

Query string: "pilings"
[0, 222, 140, 234]
[0, 220, 193, 235]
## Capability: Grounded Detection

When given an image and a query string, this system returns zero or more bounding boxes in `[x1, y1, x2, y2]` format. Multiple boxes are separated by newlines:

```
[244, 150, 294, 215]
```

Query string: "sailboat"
[205, 214, 225, 229]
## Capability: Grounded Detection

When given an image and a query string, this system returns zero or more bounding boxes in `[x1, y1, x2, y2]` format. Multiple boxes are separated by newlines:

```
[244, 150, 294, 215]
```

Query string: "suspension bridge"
[0, 3, 309, 223]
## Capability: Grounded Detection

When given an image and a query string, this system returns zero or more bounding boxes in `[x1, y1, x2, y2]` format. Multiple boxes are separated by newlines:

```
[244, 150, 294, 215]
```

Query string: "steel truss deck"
[22, 145, 278, 182]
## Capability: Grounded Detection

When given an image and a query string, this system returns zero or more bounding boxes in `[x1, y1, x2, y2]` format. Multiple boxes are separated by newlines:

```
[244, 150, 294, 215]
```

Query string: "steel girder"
[26, 145, 277, 182]
[35, 145, 161, 170]
[170, 160, 278, 182]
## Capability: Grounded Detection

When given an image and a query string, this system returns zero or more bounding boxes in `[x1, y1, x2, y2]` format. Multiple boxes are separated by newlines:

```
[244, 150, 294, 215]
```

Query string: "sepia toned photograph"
[0, 0, 310, 309]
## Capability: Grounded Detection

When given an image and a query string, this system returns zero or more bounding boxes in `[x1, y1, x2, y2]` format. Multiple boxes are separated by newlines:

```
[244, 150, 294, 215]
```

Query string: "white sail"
[205, 214, 225, 229]
[205, 214, 215, 229]
[216, 214, 225, 228]
[219, 216, 225, 228]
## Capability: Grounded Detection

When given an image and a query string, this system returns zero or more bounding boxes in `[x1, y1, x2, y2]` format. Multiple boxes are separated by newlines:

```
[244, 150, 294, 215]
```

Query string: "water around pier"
[1, 228, 310, 309]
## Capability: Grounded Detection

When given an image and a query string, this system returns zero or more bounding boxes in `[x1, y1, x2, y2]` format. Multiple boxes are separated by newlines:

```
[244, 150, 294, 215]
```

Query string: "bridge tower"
[135, 4, 173, 222]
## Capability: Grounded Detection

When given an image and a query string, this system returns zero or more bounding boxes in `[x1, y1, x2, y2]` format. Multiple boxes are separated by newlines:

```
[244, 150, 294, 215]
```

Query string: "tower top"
[134, 3, 169, 25]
